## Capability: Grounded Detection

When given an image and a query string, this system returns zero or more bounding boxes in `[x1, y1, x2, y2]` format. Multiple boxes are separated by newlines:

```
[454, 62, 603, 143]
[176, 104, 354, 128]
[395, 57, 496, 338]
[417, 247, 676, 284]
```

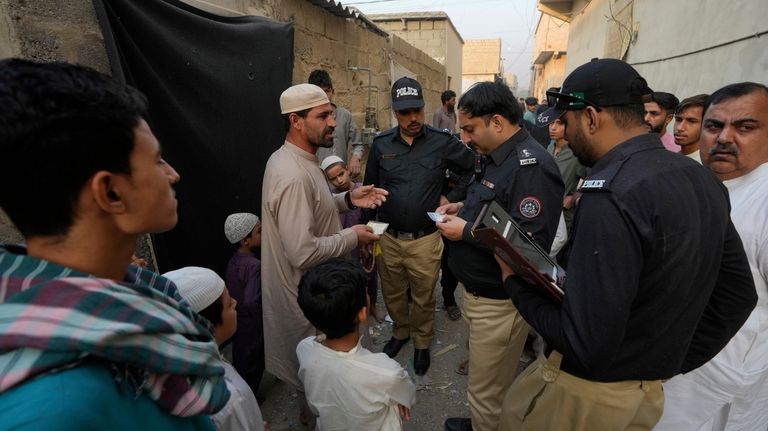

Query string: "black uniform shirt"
[364, 125, 474, 233]
[505, 133, 757, 382]
[449, 127, 564, 299]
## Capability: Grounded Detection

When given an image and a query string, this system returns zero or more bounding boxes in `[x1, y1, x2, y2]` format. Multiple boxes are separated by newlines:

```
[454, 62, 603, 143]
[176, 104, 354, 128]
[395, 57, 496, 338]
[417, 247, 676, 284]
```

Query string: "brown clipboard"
[472, 201, 565, 303]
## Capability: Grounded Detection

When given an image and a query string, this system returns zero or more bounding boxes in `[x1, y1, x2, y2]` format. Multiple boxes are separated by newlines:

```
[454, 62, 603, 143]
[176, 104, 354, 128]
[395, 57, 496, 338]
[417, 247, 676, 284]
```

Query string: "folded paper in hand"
[471, 201, 565, 302]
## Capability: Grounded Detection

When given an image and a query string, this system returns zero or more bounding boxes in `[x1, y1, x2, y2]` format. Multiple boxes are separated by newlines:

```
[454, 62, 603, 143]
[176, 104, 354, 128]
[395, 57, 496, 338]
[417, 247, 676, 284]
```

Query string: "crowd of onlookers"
[1, 56, 766, 431]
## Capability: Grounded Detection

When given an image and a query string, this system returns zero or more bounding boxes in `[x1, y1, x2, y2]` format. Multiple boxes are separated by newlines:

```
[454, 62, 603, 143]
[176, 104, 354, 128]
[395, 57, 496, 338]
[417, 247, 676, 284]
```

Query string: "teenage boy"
[0, 59, 227, 429]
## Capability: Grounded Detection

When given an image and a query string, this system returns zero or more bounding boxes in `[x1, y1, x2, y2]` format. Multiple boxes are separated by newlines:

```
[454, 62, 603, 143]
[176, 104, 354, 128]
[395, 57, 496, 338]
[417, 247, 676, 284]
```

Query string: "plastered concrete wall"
[564, 0, 768, 98]
[532, 54, 567, 102]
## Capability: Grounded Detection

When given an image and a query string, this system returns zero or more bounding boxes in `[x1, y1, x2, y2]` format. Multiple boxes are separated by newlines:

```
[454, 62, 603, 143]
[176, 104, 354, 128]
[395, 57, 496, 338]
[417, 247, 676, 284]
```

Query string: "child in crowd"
[296, 258, 416, 430]
[224, 213, 265, 397]
[320, 155, 386, 322]
[164, 267, 266, 431]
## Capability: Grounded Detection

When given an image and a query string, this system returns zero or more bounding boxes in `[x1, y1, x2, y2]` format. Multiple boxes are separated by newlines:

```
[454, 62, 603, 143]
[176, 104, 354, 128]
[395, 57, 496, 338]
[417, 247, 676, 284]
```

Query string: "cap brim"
[392, 99, 425, 111]
[535, 107, 565, 127]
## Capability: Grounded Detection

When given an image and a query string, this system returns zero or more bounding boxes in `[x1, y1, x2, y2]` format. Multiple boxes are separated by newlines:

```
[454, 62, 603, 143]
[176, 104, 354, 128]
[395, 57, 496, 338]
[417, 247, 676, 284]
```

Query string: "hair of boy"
[458, 80, 523, 125]
[0, 58, 148, 238]
[674, 94, 709, 116]
[524, 97, 538, 106]
[704, 82, 768, 113]
[308, 69, 333, 90]
[441, 90, 456, 104]
[297, 258, 367, 339]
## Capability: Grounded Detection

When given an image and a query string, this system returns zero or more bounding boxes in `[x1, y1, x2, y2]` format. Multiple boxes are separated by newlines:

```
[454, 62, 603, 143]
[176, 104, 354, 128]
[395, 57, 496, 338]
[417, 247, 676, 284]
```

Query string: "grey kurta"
[261, 142, 357, 389]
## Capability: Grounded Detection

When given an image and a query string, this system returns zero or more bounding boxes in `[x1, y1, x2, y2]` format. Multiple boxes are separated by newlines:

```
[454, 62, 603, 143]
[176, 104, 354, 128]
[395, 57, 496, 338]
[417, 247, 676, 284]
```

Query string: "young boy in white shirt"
[296, 258, 415, 430]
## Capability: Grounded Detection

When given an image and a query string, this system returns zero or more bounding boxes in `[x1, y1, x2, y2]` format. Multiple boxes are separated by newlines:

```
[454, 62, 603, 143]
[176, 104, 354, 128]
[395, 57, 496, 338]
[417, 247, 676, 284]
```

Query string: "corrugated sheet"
[307, 0, 389, 37]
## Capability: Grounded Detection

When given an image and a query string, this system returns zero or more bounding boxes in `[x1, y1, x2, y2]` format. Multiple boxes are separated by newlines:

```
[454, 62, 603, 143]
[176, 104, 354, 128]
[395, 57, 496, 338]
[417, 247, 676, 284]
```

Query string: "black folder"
[471, 201, 565, 302]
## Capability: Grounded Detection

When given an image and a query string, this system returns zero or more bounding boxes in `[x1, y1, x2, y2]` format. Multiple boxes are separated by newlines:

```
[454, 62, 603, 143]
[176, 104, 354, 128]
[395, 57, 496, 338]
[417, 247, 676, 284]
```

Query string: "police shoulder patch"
[518, 147, 538, 166]
[519, 196, 542, 218]
[581, 179, 606, 189]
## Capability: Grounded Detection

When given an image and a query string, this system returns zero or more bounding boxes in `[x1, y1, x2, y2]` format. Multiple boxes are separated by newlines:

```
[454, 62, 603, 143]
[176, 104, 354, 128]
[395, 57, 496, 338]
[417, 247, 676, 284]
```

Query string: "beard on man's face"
[310, 126, 335, 148]
[645, 121, 665, 134]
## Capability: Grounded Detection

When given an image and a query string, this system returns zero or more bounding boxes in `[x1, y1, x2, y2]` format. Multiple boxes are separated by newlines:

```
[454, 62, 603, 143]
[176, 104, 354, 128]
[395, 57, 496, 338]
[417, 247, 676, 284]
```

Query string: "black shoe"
[444, 417, 472, 431]
[414, 348, 430, 375]
[382, 337, 409, 358]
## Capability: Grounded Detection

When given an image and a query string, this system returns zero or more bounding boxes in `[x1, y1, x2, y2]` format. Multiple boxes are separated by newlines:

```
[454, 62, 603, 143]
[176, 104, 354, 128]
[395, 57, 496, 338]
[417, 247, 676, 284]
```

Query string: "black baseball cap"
[537, 58, 652, 127]
[391, 77, 425, 111]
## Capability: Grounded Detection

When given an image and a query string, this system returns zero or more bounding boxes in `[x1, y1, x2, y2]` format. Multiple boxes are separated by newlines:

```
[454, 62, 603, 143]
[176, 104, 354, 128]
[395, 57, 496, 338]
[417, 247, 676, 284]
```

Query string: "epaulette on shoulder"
[373, 127, 397, 141]
[425, 124, 455, 137]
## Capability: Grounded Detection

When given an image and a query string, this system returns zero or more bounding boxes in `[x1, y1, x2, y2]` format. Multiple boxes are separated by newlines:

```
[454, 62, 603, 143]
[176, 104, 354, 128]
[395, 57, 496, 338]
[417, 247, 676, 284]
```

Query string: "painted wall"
[563, 0, 768, 97]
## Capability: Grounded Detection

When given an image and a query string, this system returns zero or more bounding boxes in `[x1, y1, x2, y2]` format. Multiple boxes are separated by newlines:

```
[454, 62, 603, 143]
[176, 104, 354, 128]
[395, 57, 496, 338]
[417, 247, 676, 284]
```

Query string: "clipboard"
[472, 201, 565, 302]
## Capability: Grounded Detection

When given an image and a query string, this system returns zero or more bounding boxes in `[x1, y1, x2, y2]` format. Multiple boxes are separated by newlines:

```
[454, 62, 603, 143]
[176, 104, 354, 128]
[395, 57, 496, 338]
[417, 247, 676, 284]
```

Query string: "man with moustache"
[433, 89, 458, 132]
[644, 91, 680, 152]
[261, 84, 387, 407]
[438, 81, 563, 431]
[497, 59, 756, 430]
[673, 94, 708, 163]
[655, 82, 768, 431]
[364, 77, 474, 376]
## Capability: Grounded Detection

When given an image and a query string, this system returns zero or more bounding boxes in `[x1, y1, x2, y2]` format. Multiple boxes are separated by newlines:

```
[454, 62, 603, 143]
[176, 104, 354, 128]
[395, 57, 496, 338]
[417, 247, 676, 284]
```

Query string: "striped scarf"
[0, 246, 230, 416]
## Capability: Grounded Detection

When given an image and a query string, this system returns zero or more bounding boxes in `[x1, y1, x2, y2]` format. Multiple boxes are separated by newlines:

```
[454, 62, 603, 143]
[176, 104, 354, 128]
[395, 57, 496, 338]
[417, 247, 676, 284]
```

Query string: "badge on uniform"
[518, 148, 537, 166]
[519, 196, 542, 218]
[481, 179, 495, 189]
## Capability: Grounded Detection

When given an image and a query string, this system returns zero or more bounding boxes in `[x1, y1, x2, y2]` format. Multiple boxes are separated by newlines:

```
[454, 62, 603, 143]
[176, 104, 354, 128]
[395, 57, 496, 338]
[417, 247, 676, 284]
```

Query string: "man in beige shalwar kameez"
[261, 84, 387, 398]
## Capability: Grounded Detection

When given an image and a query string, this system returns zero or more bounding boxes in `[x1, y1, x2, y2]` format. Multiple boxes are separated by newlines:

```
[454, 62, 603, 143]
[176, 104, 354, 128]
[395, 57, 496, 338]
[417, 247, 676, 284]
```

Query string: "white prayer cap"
[163, 266, 224, 312]
[280, 83, 330, 114]
[224, 212, 259, 244]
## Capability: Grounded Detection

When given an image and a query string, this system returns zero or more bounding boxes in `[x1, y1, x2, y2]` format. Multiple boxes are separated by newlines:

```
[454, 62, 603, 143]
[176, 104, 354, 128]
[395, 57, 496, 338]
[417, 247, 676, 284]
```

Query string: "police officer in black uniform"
[496, 58, 756, 430]
[363, 77, 474, 376]
[437, 81, 563, 431]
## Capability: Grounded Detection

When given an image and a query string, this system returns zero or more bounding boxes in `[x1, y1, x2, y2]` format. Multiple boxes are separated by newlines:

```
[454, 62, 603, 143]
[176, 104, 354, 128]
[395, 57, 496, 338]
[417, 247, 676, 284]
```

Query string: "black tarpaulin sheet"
[94, 0, 293, 274]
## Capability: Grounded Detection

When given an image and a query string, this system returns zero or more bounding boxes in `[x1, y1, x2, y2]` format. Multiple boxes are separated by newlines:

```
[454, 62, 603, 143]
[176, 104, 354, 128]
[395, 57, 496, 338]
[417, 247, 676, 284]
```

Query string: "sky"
[347, 0, 540, 91]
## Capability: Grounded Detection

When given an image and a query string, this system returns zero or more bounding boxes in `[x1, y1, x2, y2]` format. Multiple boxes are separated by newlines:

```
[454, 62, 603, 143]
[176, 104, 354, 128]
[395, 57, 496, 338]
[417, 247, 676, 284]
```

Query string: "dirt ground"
[258, 284, 472, 431]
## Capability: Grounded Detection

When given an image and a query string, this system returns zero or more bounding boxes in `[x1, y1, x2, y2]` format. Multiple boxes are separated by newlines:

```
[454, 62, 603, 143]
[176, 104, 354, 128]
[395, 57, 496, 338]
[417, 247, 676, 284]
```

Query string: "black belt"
[385, 226, 437, 240]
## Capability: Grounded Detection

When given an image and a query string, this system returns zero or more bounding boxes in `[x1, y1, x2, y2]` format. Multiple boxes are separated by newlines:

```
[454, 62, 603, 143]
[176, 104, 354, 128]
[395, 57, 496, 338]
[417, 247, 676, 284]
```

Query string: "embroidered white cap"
[224, 212, 259, 244]
[319, 155, 344, 171]
[280, 83, 330, 114]
[163, 266, 224, 312]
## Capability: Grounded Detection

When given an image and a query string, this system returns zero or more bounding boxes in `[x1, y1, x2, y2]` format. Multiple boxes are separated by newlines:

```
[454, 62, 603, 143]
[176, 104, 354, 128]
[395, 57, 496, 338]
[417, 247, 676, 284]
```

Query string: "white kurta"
[656, 162, 768, 430]
[297, 336, 416, 431]
[261, 142, 357, 389]
[212, 362, 264, 431]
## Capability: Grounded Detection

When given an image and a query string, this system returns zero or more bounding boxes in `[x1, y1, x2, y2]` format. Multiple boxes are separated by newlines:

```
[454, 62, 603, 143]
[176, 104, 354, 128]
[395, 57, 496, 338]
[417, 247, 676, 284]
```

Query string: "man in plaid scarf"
[0, 59, 228, 429]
